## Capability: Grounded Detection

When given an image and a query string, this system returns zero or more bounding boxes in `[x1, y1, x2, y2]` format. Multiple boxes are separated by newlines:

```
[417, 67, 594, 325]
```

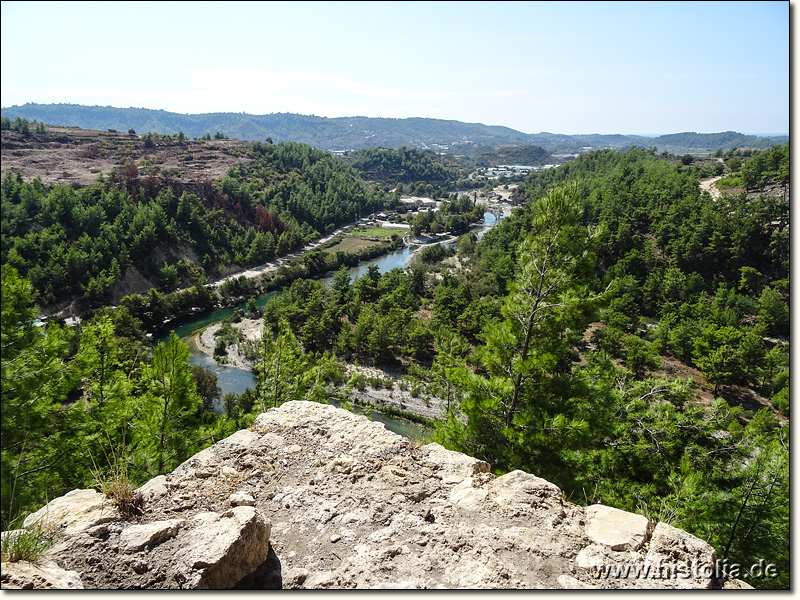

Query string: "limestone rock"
[421, 442, 491, 484]
[449, 477, 489, 509]
[584, 504, 649, 551]
[2, 401, 735, 590]
[170, 507, 271, 589]
[230, 492, 256, 506]
[643, 522, 717, 589]
[118, 519, 185, 554]
[23, 489, 118, 537]
[723, 578, 754, 590]
[138, 475, 168, 501]
[0, 558, 84, 589]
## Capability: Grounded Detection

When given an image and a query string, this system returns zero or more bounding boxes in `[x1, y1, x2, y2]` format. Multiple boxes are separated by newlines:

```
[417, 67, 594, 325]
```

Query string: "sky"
[0, 1, 790, 135]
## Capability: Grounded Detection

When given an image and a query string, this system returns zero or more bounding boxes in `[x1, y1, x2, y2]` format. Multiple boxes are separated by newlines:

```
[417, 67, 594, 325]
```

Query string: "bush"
[348, 373, 366, 391]
[771, 385, 789, 415]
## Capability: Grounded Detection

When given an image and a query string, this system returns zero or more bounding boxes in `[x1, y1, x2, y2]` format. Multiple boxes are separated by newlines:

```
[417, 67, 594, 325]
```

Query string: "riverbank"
[403, 233, 459, 265]
[208, 224, 353, 289]
[192, 317, 445, 421]
[342, 364, 444, 421]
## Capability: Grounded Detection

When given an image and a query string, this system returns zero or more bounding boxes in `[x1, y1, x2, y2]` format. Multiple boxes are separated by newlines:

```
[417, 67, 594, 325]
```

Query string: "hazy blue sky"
[0, 1, 789, 134]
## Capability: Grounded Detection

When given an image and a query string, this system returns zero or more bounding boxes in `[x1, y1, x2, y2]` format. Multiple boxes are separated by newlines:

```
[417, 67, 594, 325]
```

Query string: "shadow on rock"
[234, 544, 282, 589]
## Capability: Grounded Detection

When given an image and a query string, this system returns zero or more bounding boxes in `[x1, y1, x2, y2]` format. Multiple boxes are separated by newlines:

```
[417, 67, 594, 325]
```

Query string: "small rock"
[557, 574, 594, 589]
[86, 524, 109, 538]
[283, 567, 310, 588]
[118, 519, 184, 554]
[130, 560, 150, 574]
[330, 534, 341, 543]
[138, 475, 168, 499]
[584, 504, 649, 551]
[230, 492, 255, 507]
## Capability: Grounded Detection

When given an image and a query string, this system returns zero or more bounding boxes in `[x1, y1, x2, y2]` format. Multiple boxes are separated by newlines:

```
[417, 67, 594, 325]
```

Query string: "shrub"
[348, 373, 366, 391]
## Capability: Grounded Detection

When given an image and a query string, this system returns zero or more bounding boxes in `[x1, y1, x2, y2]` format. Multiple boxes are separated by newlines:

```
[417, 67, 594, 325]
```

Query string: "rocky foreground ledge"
[1, 401, 749, 589]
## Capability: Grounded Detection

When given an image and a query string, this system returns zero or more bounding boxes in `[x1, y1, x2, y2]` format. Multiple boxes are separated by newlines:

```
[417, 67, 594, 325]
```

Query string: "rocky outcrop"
[1, 401, 739, 589]
[0, 557, 84, 590]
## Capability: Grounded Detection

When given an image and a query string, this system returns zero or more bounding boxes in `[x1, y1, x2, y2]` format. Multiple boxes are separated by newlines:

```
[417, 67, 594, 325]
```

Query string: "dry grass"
[93, 463, 144, 520]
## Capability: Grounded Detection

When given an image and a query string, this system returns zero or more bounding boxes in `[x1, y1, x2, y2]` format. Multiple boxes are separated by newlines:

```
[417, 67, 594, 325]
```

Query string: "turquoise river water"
[153, 211, 504, 438]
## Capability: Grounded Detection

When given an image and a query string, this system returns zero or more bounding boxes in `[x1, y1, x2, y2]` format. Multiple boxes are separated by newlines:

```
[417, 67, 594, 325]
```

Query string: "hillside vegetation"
[343, 147, 462, 186]
[1, 129, 385, 309]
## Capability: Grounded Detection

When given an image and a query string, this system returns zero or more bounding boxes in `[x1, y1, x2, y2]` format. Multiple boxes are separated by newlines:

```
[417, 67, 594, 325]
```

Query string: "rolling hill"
[1, 103, 788, 155]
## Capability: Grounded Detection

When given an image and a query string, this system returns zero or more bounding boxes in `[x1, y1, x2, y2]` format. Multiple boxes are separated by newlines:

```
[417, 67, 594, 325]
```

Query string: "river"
[154, 209, 506, 438]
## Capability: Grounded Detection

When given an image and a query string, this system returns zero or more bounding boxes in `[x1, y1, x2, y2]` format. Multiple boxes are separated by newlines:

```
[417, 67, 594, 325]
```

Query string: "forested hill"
[342, 147, 463, 186]
[648, 131, 790, 154]
[0, 136, 385, 309]
[1, 103, 788, 154]
[0, 104, 531, 151]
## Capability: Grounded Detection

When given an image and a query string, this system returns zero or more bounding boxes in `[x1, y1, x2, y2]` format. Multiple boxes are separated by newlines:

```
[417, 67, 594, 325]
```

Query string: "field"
[322, 235, 386, 255]
[350, 226, 404, 239]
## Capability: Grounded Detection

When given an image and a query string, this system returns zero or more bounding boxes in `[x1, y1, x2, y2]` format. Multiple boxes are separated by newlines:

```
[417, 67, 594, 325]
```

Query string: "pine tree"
[437, 183, 607, 472]
[133, 333, 202, 477]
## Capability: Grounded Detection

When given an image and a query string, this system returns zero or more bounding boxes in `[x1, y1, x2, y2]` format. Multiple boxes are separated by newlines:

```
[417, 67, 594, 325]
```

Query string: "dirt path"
[208, 224, 352, 288]
[699, 175, 723, 200]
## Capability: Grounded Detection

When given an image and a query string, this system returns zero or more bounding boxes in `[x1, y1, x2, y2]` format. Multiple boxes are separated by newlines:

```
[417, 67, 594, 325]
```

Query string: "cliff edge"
[1, 401, 748, 589]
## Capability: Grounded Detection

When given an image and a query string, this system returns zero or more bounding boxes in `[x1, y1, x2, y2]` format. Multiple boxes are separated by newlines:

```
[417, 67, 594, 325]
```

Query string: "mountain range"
[1, 103, 788, 155]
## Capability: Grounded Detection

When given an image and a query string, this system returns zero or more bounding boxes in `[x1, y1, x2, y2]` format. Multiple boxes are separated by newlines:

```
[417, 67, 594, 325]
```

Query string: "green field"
[351, 226, 403, 239]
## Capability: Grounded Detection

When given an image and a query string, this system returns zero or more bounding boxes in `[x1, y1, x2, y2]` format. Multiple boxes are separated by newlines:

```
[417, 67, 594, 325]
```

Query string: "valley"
[0, 120, 790, 589]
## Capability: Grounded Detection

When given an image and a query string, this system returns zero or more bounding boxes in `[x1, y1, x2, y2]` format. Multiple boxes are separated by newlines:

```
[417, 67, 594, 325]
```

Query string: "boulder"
[169, 507, 271, 589]
[643, 522, 717, 589]
[1, 401, 735, 590]
[23, 489, 119, 536]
